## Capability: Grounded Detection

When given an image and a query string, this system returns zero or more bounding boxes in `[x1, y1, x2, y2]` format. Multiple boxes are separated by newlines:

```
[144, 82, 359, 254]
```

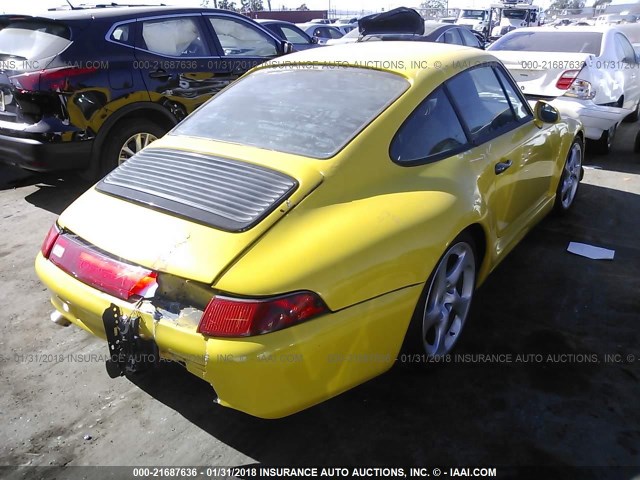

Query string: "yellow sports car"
[36, 42, 583, 419]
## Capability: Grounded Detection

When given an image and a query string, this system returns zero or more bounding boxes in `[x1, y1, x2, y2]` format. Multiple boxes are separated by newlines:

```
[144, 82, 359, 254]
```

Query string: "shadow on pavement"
[23, 178, 93, 216]
[128, 182, 640, 467]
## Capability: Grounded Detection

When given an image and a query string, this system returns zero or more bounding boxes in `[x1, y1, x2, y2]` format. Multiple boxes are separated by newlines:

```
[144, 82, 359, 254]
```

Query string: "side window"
[459, 28, 480, 48]
[441, 29, 463, 45]
[617, 33, 637, 63]
[390, 87, 468, 164]
[141, 18, 208, 57]
[447, 66, 519, 141]
[494, 66, 532, 121]
[110, 24, 133, 45]
[209, 17, 277, 57]
[280, 25, 308, 44]
[328, 28, 343, 39]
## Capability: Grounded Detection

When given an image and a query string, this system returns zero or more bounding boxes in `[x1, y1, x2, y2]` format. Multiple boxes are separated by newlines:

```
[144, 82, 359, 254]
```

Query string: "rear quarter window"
[0, 21, 71, 61]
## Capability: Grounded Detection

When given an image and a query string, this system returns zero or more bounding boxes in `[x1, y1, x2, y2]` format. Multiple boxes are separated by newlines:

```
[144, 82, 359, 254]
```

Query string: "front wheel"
[100, 119, 166, 176]
[554, 137, 583, 213]
[402, 233, 477, 361]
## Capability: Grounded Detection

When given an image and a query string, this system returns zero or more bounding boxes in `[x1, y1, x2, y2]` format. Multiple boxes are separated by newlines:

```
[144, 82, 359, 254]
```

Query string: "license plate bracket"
[102, 303, 159, 378]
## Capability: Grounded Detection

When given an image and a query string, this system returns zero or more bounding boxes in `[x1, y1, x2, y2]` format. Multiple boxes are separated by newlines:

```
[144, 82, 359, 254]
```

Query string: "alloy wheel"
[422, 242, 476, 356]
[118, 132, 158, 165]
[560, 141, 582, 209]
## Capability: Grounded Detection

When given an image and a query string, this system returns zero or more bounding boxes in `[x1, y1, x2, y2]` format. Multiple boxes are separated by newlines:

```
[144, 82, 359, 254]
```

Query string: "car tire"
[554, 136, 583, 213]
[593, 124, 616, 155]
[100, 119, 166, 176]
[400, 232, 477, 367]
[623, 100, 640, 123]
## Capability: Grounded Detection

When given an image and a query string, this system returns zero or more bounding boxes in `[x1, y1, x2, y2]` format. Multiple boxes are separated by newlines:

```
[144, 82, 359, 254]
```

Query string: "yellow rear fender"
[215, 187, 486, 311]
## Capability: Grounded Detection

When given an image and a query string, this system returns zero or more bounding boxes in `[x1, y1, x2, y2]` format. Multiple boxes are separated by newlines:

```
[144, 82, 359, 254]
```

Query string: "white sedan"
[296, 23, 344, 45]
[489, 26, 640, 153]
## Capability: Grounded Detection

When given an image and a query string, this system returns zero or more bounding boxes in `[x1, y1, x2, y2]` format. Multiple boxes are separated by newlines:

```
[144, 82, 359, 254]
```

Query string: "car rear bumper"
[547, 98, 632, 140]
[0, 122, 93, 172]
[35, 252, 421, 419]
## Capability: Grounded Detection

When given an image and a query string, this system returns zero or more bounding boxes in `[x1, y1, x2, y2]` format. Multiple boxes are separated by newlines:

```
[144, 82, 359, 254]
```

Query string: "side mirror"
[534, 101, 559, 124]
[310, 36, 319, 44]
[281, 41, 294, 54]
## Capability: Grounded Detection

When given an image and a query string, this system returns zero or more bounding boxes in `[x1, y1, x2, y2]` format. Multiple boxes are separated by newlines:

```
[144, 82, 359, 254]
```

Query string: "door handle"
[149, 69, 171, 79]
[495, 160, 513, 175]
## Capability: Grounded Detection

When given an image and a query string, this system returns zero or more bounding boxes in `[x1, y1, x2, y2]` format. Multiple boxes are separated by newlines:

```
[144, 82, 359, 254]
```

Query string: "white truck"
[488, 0, 544, 40]
[455, 9, 491, 36]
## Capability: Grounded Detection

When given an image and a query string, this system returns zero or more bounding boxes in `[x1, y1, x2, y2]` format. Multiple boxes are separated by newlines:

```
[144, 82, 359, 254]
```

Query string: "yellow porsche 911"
[36, 42, 583, 419]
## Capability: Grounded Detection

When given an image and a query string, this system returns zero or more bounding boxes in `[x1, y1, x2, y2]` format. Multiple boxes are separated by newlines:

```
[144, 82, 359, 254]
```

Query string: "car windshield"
[489, 31, 603, 55]
[172, 67, 409, 159]
[503, 10, 529, 19]
[461, 10, 485, 19]
[0, 21, 71, 62]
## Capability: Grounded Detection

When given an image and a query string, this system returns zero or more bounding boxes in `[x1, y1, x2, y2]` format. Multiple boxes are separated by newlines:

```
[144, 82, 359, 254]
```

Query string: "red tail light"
[48, 234, 157, 301]
[197, 292, 329, 337]
[10, 66, 98, 92]
[556, 70, 580, 90]
[41, 223, 60, 258]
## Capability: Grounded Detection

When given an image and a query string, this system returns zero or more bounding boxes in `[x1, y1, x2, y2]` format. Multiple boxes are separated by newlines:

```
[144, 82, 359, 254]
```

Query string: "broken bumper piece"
[102, 303, 159, 378]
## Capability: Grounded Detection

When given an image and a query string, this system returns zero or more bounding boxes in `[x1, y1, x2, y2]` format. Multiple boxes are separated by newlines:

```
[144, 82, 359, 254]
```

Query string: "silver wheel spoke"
[122, 146, 135, 158]
[118, 132, 159, 166]
[446, 251, 467, 286]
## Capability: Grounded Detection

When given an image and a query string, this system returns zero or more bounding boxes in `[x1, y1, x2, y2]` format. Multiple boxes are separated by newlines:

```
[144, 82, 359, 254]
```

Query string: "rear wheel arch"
[87, 103, 178, 177]
[462, 223, 487, 273]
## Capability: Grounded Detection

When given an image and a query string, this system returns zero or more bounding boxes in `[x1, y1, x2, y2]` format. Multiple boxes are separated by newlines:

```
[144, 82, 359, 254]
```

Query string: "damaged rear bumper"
[35, 252, 420, 419]
[530, 97, 633, 140]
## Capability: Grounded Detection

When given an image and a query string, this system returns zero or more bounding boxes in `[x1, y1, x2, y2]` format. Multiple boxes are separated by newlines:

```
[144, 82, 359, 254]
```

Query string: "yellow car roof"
[259, 41, 499, 79]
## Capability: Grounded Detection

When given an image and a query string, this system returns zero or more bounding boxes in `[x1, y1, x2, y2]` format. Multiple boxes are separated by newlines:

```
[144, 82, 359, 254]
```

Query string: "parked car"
[325, 27, 360, 45]
[257, 19, 319, 51]
[36, 42, 583, 419]
[360, 22, 484, 49]
[0, 6, 291, 176]
[489, 26, 640, 152]
[296, 23, 344, 45]
[334, 24, 357, 35]
[595, 14, 637, 25]
[352, 9, 484, 49]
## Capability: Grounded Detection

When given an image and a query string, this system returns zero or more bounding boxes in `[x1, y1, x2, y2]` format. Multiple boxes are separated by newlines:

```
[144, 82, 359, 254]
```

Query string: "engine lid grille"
[97, 148, 298, 232]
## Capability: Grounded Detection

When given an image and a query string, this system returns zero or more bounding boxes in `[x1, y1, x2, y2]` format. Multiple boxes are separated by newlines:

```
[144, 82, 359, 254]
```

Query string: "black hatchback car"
[357, 7, 484, 48]
[0, 6, 291, 176]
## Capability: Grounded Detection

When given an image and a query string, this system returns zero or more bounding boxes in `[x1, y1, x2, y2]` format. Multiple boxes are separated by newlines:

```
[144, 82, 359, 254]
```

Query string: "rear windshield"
[490, 31, 603, 55]
[0, 21, 71, 61]
[172, 67, 409, 159]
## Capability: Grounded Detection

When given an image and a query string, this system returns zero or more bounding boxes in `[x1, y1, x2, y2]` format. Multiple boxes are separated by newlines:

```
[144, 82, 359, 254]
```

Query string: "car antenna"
[65, 0, 78, 9]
